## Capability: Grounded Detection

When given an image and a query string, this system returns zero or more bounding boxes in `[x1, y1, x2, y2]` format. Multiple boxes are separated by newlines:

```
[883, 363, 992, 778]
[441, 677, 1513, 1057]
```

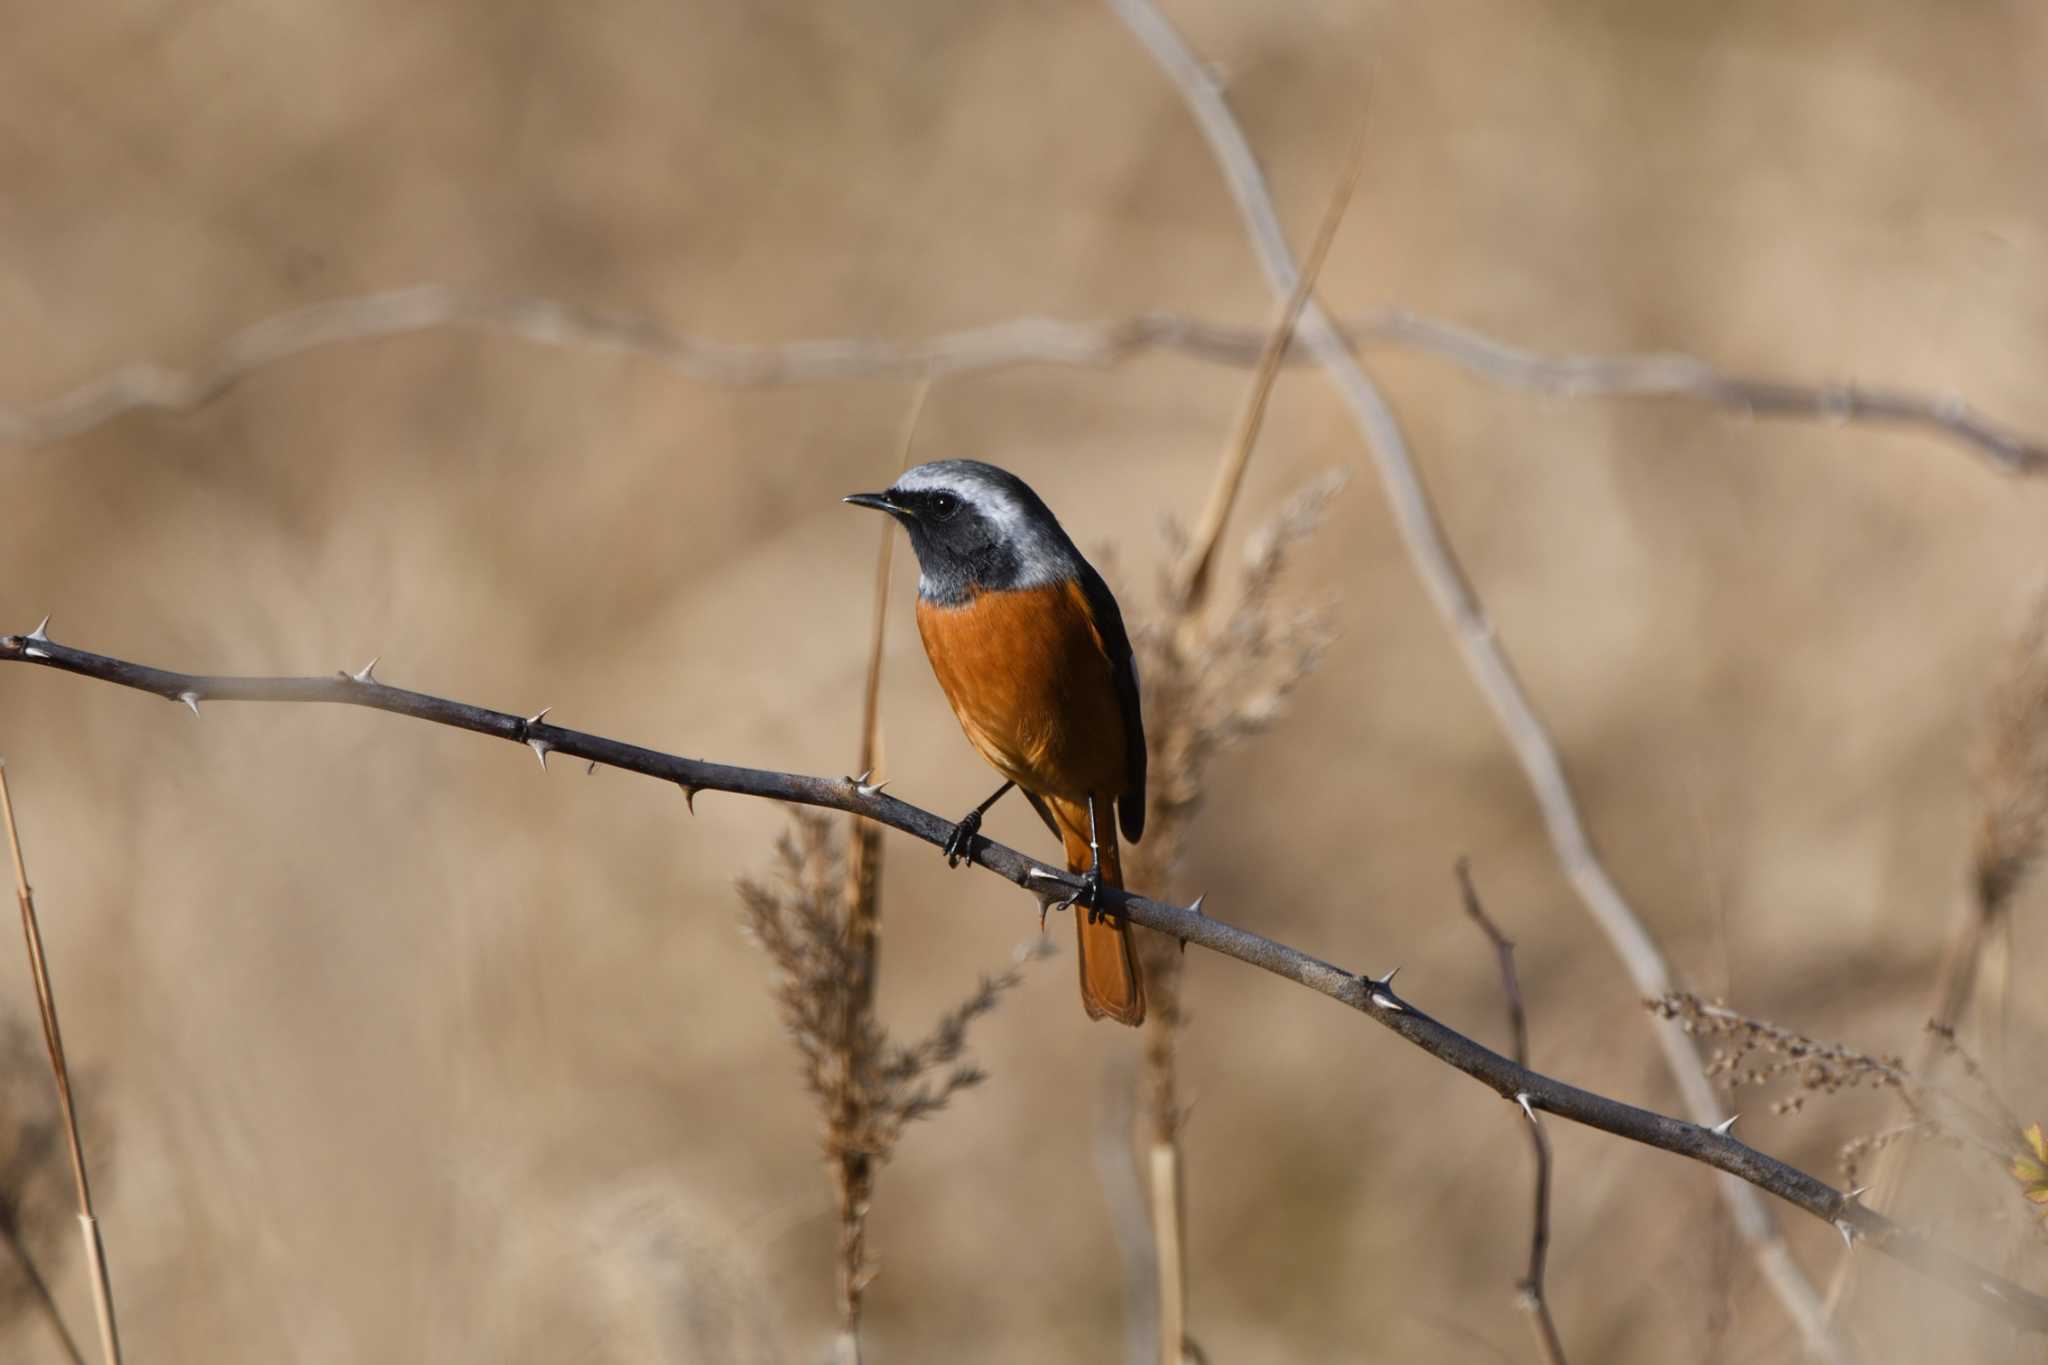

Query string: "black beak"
[842, 491, 901, 516]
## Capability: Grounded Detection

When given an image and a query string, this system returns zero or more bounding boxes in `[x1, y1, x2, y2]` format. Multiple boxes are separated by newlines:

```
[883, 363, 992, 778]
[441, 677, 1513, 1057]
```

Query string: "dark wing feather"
[1075, 560, 1147, 843]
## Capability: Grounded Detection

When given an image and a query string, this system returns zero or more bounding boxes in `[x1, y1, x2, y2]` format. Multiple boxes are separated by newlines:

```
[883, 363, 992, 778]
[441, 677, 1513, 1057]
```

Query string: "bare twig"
[1459, 861, 1567, 1365]
[0, 761, 121, 1365]
[1100, 2, 1845, 1356]
[0, 286, 2039, 475]
[3, 630, 2042, 1331]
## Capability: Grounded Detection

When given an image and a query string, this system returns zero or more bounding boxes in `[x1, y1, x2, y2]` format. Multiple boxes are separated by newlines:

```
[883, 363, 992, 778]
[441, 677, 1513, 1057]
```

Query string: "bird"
[844, 459, 1147, 1026]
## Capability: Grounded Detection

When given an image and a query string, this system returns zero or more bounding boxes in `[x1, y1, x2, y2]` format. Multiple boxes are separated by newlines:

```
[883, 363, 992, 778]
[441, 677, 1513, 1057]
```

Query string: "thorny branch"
[0, 287, 2041, 475]
[1100, 0, 1844, 1355]
[3, 627, 2046, 1331]
[1459, 861, 1567, 1365]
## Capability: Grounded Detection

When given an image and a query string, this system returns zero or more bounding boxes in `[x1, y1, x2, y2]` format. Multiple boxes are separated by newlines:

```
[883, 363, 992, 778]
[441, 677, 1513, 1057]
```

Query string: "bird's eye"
[929, 492, 961, 521]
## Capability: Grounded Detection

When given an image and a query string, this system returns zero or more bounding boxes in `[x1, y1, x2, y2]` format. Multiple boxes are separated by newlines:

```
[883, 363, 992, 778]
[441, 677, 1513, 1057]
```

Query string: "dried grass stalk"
[0, 761, 120, 1365]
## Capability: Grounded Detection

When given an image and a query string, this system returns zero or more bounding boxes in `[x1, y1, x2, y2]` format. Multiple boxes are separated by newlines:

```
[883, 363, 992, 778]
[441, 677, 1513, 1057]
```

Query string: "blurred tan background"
[4, 2, 2048, 1361]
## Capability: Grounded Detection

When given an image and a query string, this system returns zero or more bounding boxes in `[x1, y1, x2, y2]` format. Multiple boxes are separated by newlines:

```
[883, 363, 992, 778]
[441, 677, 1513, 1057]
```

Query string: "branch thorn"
[680, 783, 698, 813]
[1374, 965, 1402, 989]
[27, 615, 50, 641]
[855, 777, 889, 798]
[1834, 1219, 1857, 1251]
[527, 739, 549, 771]
[177, 691, 200, 716]
[1710, 1114, 1740, 1137]
[345, 656, 380, 684]
[1515, 1091, 1537, 1123]
[1369, 990, 1404, 1013]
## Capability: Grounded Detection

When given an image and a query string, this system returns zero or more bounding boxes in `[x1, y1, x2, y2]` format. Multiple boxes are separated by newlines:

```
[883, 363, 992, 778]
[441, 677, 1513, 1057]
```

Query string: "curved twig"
[1, 626, 2042, 1331]
[1460, 861, 1568, 1365]
[1099, 0, 1849, 1356]
[0, 287, 2038, 475]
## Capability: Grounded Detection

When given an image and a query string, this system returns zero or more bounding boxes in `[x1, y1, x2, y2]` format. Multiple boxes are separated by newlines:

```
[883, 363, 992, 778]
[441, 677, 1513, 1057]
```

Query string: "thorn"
[177, 691, 200, 716]
[855, 778, 888, 799]
[1516, 1092, 1537, 1123]
[1844, 1185, 1870, 1204]
[1374, 966, 1401, 989]
[27, 615, 49, 642]
[1710, 1114, 1740, 1137]
[1188, 893, 1207, 915]
[345, 656, 380, 684]
[1369, 991, 1404, 1013]
[528, 739, 549, 771]
[846, 770, 872, 787]
[585, 759, 598, 776]
[525, 706, 552, 728]
[680, 783, 698, 814]
[1834, 1219, 1856, 1251]
[1026, 867, 1067, 884]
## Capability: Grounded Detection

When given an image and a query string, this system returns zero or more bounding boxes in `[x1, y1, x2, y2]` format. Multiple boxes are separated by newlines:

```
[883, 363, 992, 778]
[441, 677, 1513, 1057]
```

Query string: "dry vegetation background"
[3, 3, 2048, 1361]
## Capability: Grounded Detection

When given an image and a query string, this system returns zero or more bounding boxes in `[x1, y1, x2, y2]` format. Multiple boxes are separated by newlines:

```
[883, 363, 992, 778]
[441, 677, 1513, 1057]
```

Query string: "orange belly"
[915, 581, 1130, 803]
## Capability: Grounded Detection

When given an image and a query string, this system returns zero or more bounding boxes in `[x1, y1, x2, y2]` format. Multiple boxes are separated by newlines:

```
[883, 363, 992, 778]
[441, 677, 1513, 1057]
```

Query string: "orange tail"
[1052, 799, 1145, 1027]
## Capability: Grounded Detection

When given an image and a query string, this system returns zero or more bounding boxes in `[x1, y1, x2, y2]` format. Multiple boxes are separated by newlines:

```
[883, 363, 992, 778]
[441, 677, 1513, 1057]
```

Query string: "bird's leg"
[1065, 793, 1107, 922]
[943, 780, 1014, 868]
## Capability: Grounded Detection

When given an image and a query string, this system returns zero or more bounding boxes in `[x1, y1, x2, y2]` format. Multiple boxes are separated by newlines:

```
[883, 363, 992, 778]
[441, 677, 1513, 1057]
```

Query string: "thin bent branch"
[1460, 861, 1568, 1365]
[0, 287, 2038, 475]
[1098, 1, 1845, 1356]
[2, 627, 2043, 1331]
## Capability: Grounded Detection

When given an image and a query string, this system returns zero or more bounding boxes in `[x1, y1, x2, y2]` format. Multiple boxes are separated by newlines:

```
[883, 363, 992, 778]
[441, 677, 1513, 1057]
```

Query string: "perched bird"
[845, 460, 1147, 1026]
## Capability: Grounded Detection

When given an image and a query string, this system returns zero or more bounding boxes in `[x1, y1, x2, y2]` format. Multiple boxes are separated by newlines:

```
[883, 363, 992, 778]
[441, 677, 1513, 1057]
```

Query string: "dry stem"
[0, 761, 121, 1365]
[1825, 583, 2048, 1318]
[1117, 118, 1363, 1365]
[826, 382, 928, 1357]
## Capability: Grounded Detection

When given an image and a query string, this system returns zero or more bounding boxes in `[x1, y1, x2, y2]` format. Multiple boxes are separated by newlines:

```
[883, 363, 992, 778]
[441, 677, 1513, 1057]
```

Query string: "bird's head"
[844, 459, 1080, 605]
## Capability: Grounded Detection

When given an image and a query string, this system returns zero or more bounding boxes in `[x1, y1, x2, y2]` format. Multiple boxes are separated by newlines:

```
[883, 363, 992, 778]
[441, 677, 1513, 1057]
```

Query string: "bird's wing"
[1075, 559, 1147, 844]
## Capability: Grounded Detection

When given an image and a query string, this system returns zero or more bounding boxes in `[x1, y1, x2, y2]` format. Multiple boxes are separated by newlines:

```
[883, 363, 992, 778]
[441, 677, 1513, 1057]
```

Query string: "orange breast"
[915, 581, 1130, 803]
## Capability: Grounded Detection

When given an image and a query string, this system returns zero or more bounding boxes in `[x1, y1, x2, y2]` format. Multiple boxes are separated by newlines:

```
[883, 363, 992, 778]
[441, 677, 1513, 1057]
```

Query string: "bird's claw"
[942, 808, 983, 868]
[1057, 868, 1107, 922]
